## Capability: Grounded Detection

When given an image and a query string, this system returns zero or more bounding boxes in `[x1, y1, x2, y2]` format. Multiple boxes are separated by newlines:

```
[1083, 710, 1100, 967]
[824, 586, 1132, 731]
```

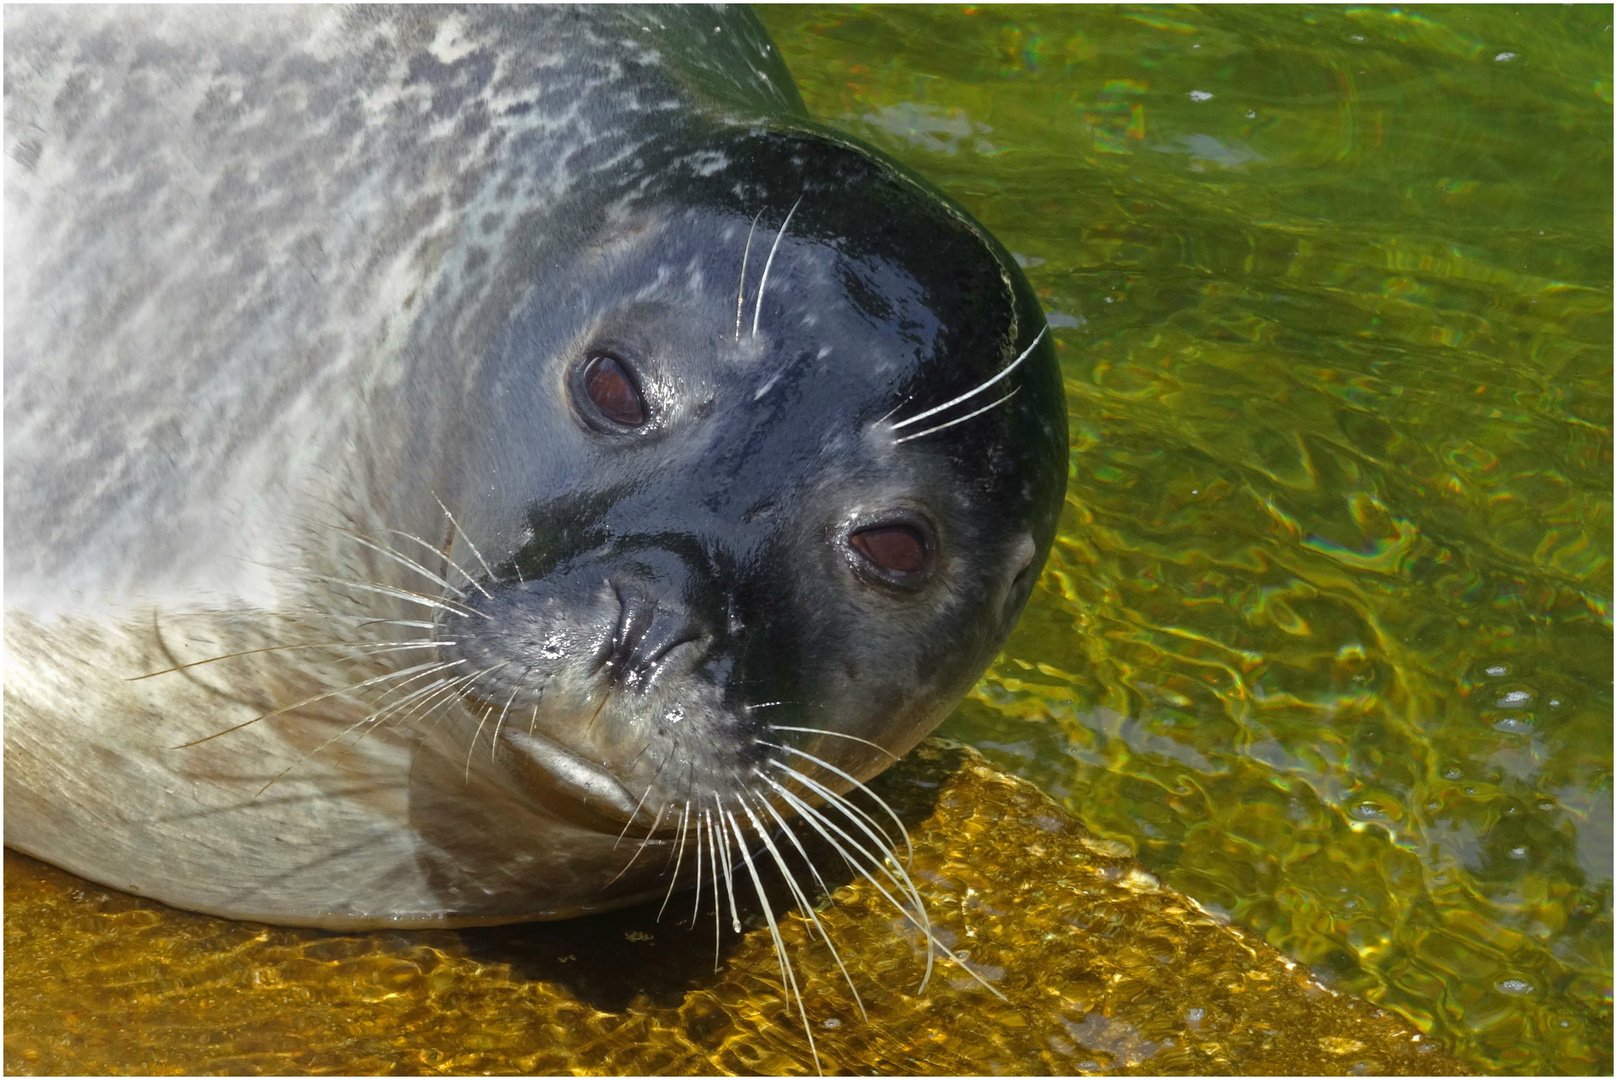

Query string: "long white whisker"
[893, 386, 1020, 444]
[293, 571, 486, 620]
[769, 725, 901, 763]
[690, 804, 707, 931]
[170, 660, 450, 749]
[461, 663, 513, 780]
[751, 195, 803, 338]
[129, 639, 445, 681]
[657, 802, 693, 922]
[432, 491, 498, 585]
[765, 754, 896, 854]
[725, 806, 822, 1076]
[706, 808, 725, 968]
[734, 209, 763, 342]
[616, 780, 658, 851]
[769, 773, 1007, 1001]
[742, 792, 868, 1022]
[253, 662, 462, 795]
[713, 796, 742, 934]
[889, 324, 1047, 431]
[360, 664, 474, 731]
[766, 742, 914, 867]
[766, 767, 922, 915]
[765, 777, 937, 996]
[329, 528, 469, 598]
[604, 802, 668, 889]
[380, 527, 494, 600]
[489, 671, 529, 762]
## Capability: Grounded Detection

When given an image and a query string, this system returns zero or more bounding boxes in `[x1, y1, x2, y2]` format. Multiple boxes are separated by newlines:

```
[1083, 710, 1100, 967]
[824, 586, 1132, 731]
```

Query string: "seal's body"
[5, 6, 1066, 928]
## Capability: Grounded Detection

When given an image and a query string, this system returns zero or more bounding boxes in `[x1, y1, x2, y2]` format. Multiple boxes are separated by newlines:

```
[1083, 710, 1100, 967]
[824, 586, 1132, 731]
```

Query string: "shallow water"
[756, 4, 1612, 1074]
[6, 743, 1470, 1076]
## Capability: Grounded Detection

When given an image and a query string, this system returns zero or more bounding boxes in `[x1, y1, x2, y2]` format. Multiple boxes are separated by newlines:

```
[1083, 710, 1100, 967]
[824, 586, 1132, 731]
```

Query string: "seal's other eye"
[582, 355, 647, 427]
[850, 524, 930, 581]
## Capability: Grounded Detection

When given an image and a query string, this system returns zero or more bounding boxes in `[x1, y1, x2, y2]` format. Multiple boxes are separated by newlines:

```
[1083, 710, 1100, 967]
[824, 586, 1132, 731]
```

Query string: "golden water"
[6, 743, 1468, 1075]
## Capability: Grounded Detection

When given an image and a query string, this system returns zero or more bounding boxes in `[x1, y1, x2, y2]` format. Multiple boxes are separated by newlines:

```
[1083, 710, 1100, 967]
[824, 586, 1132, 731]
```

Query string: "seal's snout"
[603, 581, 708, 690]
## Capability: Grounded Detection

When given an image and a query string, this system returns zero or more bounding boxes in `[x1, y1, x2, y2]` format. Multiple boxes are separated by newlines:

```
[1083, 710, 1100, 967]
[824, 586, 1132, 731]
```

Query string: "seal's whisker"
[129, 639, 444, 682]
[378, 527, 495, 600]
[877, 394, 916, 425]
[656, 801, 693, 920]
[765, 742, 914, 867]
[734, 208, 763, 342]
[489, 670, 531, 762]
[616, 782, 658, 851]
[705, 807, 725, 967]
[751, 194, 803, 339]
[889, 324, 1047, 431]
[604, 801, 669, 889]
[893, 386, 1020, 445]
[770, 775, 1009, 1002]
[765, 777, 941, 996]
[461, 663, 514, 780]
[768, 725, 902, 763]
[714, 796, 743, 935]
[406, 670, 489, 752]
[402, 675, 478, 734]
[527, 703, 540, 736]
[293, 571, 486, 620]
[743, 791, 869, 1022]
[726, 804, 822, 1076]
[320, 524, 471, 599]
[171, 660, 451, 749]
[431, 491, 498, 585]
[689, 804, 707, 930]
[352, 666, 474, 737]
[763, 772, 921, 918]
[253, 662, 466, 795]
[750, 777, 836, 909]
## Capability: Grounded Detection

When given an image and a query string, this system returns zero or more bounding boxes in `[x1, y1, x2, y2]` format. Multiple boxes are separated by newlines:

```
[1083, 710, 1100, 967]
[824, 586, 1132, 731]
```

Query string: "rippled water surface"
[757, 4, 1612, 1074]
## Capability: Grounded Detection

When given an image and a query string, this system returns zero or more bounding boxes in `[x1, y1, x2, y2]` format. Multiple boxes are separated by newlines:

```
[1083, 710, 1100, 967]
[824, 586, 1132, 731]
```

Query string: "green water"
[758, 5, 1613, 1074]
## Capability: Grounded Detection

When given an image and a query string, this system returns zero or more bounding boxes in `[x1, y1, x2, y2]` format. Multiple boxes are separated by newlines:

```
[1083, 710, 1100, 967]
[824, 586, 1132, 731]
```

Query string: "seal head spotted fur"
[4, 6, 1066, 930]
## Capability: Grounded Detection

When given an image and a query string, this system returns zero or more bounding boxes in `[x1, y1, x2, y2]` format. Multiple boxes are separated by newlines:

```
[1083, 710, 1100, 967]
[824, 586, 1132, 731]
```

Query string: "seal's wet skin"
[3, 2, 1064, 1032]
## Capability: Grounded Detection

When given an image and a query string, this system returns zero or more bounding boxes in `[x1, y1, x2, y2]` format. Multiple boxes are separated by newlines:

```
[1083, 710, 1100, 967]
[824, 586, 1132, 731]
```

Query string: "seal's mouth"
[498, 726, 644, 828]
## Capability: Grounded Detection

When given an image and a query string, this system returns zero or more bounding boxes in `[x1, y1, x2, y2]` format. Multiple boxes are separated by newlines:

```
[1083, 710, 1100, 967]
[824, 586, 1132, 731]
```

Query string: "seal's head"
[434, 128, 1065, 871]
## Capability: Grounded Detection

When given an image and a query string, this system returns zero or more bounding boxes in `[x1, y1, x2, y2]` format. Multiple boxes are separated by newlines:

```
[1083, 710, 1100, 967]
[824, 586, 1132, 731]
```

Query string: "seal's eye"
[850, 523, 930, 582]
[582, 355, 648, 427]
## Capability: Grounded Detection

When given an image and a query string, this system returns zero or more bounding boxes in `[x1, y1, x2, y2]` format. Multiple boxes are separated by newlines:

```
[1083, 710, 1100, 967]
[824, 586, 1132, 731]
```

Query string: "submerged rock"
[4, 741, 1464, 1075]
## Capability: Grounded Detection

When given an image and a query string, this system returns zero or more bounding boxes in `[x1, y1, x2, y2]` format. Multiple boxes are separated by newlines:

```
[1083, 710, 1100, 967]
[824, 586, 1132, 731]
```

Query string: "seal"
[4, 3, 1066, 944]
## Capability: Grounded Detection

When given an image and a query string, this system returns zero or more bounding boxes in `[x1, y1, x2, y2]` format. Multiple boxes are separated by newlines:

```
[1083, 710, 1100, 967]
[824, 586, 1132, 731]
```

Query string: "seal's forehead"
[591, 203, 961, 364]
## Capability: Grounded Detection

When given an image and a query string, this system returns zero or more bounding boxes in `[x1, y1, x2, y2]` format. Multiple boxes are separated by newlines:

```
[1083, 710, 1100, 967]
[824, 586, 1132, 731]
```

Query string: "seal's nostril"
[604, 582, 706, 686]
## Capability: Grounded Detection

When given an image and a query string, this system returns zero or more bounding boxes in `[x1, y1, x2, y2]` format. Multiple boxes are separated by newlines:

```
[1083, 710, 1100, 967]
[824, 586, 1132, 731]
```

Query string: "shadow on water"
[455, 744, 959, 1013]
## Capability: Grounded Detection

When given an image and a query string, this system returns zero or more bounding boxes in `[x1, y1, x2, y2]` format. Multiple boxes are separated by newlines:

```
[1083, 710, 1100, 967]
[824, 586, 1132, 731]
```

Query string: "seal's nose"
[604, 581, 707, 689]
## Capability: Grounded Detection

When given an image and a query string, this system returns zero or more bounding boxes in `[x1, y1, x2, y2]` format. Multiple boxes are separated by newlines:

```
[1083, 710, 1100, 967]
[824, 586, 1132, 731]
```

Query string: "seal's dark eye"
[582, 355, 647, 427]
[850, 524, 930, 580]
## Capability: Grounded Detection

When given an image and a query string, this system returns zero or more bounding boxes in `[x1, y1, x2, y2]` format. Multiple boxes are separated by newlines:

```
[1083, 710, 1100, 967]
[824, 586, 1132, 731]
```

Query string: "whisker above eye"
[751, 194, 803, 339]
[893, 386, 1020, 445]
[889, 323, 1047, 432]
[734, 209, 763, 342]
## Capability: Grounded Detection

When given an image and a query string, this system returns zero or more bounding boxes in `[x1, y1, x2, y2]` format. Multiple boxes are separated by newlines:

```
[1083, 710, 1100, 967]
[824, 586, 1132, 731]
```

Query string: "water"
[756, 5, 1613, 1074]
